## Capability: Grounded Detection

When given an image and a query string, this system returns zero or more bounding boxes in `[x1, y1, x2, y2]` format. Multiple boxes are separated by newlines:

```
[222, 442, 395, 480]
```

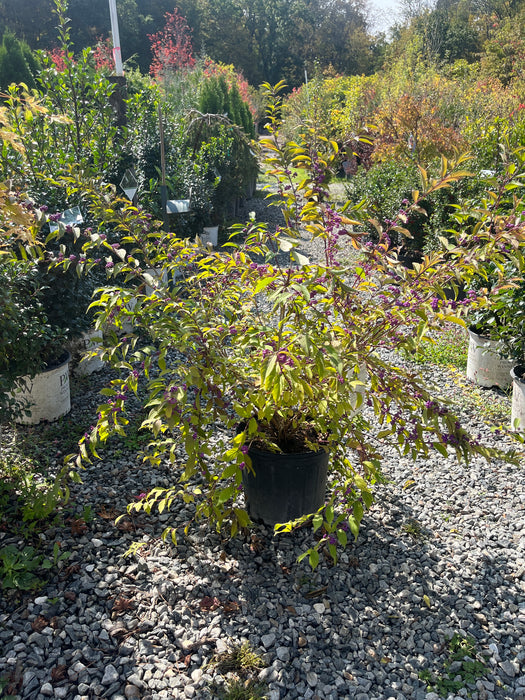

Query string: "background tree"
[0, 31, 40, 89]
[479, 6, 525, 85]
[0, 0, 56, 48]
[148, 8, 195, 79]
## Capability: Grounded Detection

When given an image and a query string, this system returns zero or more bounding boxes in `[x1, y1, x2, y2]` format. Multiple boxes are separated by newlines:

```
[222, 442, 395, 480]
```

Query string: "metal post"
[108, 0, 124, 76]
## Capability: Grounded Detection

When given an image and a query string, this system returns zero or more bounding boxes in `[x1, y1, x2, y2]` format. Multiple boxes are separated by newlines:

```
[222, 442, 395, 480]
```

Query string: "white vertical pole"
[108, 0, 124, 76]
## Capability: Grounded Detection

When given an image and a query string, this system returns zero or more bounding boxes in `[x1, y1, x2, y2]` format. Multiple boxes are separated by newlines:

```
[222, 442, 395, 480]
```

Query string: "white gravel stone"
[101, 664, 120, 685]
[306, 671, 318, 687]
[261, 632, 276, 648]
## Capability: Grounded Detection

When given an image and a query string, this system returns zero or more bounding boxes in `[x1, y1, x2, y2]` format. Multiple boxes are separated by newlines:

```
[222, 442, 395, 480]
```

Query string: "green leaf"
[348, 516, 359, 539]
[328, 543, 337, 563]
[220, 462, 240, 480]
[354, 475, 368, 491]
[235, 508, 251, 528]
[216, 485, 235, 505]
[254, 276, 275, 294]
[336, 529, 348, 547]
[433, 442, 448, 457]
[308, 549, 320, 570]
[262, 354, 277, 386]
[312, 513, 324, 532]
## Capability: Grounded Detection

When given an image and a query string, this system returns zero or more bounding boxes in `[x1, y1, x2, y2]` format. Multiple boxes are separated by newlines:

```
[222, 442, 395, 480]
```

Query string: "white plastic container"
[144, 267, 168, 296]
[14, 353, 71, 424]
[71, 328, 105, 377]
[466, 328, 513, 389]
[510, 366, 525, 431]
[201, 225, 219, 247]
[348, 364, 368, 416]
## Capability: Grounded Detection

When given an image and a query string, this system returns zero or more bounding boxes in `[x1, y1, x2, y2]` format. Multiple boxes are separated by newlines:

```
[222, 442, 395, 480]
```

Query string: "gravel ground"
[1, 186, 524, 700]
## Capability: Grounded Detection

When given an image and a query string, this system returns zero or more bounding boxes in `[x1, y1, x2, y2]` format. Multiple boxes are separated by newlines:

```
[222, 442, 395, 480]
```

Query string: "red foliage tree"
[148, 9, 195, 80]
[93, 37, 114, 74]
[47, 47, 68, 72]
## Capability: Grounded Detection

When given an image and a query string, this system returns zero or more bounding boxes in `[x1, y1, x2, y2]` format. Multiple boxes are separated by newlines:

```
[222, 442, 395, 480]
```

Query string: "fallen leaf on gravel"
[112, 595, 135, 613]
[69, 518, 88, 535]
[222, 601, 240, 614]
[109, 622, 128, 637]
[31, 616, 48, 631]
[51, 665, 67, 682]
[304, 586, 327, 599]
[60, 563, 81, 580]
[98, 505, 120, 519]
[116, 518, 134, 532]
[249, 534, 264, 553]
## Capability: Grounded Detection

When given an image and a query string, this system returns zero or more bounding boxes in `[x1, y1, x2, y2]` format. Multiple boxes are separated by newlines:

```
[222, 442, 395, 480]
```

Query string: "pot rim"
[468, 324, 493, 340]
[511, 365, 525, 383]
[42, 350, 71, 373]
[247, 444, 329, 458]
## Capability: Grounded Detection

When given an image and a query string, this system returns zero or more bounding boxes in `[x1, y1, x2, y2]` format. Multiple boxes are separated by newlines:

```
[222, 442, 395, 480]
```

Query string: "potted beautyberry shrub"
[71, 85, 523, 568]
[458, 147, 525, 392]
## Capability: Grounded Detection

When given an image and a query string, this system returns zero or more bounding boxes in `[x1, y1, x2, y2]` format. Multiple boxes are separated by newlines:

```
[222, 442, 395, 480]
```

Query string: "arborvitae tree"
[0, 31, 39, 90]
[228, 83, 243, 127]
[199, 76, 224, 114]
[199, 74, 255, 137]
[217, 75, 230, 114]
[239, 99, 255, 138]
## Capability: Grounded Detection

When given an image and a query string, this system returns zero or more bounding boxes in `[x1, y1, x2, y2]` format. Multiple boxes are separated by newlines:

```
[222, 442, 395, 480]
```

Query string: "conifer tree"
[0, 32, 39, 90]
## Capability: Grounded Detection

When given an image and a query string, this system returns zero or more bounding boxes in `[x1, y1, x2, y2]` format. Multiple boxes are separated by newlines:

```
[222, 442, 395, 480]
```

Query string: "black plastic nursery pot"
[242, 447, 329, 526]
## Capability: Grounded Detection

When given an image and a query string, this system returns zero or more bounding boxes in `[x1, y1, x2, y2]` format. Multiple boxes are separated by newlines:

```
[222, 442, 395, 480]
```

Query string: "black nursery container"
[242, 447, 329, 526]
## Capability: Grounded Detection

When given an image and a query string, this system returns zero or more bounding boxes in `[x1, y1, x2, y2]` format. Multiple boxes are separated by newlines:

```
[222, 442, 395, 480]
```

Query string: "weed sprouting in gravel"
[419, 632, 490, 697]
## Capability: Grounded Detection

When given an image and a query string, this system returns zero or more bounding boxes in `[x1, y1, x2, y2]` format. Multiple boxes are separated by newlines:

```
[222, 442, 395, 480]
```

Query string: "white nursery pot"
[511, 366, 525, 431]
[201, 225, 219, 247]
[144, 267, 168, 296]
[14, 353, 71, 425]
[348, 365, 368, 417]
[71, 329, 105, 377]
[466, 328, 513, 389]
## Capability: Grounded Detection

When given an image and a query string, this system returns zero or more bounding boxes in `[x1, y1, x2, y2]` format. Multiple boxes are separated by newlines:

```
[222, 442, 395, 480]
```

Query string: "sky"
[369, 0, 403, 34]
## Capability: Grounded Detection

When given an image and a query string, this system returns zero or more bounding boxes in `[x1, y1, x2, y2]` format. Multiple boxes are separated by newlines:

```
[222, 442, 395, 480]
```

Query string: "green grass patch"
[210, 643, 268, 700]
[213, 642, 265, 675]
[415, 323, 469, 370]
[0, 451, 62, 533]
[214, 679, 268, 700]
